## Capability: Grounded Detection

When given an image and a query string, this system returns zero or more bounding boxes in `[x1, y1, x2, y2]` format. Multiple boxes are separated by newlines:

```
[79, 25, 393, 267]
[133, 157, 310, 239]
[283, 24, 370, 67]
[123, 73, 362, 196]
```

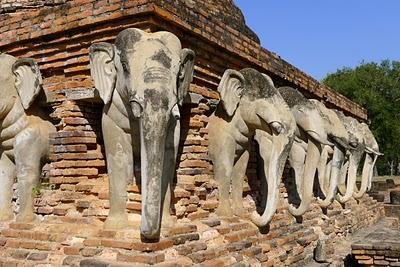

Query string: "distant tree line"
[322, 60, 400, 176]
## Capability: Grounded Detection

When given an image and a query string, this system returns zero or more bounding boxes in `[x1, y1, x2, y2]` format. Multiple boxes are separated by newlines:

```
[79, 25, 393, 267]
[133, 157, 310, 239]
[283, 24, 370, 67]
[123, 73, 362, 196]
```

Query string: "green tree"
[322, 60, 400, 175]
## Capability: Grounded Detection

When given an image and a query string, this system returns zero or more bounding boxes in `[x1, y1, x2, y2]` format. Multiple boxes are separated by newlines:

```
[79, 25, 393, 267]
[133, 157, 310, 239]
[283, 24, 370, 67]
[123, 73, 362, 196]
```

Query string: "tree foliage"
[322, 60, 400, 175]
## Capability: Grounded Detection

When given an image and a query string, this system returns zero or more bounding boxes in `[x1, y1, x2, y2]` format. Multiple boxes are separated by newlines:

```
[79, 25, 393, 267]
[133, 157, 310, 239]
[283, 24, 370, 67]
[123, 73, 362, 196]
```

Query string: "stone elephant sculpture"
[360, 123, 382, 193]
[278, 87, 349, 216]
[208, 68, 296, 227]
[333, 111, 382, 202]
[0, 53, 56, 222]
[89, 28, 195, 240]
[360, 123, 383, 195]
[310, 100, 354, 206]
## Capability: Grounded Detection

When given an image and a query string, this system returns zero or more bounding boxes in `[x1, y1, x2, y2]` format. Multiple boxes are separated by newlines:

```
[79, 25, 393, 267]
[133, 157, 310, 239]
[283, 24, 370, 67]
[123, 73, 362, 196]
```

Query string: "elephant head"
[0, 54, 43, 119]
[278, 87, 350, 216]
[89, 28, 195, 240]
[332, 112, 382, 202]
[359, 123, 382, 193]
[90, 29, 194, 109]
[331, 112, 363, 203]
[310, 100, 350, 207]
[209, 68, 296, 227]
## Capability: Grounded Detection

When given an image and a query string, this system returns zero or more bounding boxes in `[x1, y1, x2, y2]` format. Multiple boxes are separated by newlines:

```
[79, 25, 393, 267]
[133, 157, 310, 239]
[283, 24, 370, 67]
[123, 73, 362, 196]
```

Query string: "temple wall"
[0, 1, 384, 266]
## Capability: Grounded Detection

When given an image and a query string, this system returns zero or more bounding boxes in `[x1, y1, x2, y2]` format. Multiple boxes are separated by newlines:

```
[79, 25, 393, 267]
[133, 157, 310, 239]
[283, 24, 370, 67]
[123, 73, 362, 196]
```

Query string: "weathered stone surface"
[391, 191, 400, 205]
[351, 218, 400, 266]
[27, 252, 48, 261]
[117, 251, 165, 264]
[80, 258, 110, 267]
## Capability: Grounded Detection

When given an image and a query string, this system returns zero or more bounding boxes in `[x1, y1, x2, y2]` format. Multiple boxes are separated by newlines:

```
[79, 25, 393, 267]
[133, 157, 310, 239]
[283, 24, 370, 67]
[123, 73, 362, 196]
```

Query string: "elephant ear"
[261, 73, 275, 88]
[89, 42, 116, 105]
[177, 48, 195, 105]
[218, 69, 245, 117]
[12, 58, 42, 110]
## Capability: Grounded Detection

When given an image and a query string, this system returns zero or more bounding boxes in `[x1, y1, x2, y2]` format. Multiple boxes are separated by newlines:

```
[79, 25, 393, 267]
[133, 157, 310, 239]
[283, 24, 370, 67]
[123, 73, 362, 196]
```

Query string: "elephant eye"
[121, 60, 129, 73]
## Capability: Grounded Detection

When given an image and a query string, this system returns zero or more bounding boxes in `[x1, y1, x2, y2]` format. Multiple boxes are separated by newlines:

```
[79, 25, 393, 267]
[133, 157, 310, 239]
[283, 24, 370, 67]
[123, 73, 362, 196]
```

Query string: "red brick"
[9, 223, 34, 230]
[117, 251, 165, 264]
[64, 246, 81, 255]
[131, 239, 173, 252]
[50, 137, 97, 145]
[50, 144, 87, 153]
[101, 239, 133, 250]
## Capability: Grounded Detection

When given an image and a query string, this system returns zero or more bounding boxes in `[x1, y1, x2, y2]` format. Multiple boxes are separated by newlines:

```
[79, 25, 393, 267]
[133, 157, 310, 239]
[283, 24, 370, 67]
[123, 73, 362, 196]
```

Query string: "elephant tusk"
[171, 104, 180, 120]
[130, 100, 143, 118]
[270, 121, 284, 134]
[307, 130, 334, 146]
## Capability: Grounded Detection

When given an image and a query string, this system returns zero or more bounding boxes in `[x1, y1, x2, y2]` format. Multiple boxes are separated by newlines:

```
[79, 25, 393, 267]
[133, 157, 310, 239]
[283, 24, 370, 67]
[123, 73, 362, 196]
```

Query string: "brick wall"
[0, 1, 381, 266]
[0, 0, 67, 13]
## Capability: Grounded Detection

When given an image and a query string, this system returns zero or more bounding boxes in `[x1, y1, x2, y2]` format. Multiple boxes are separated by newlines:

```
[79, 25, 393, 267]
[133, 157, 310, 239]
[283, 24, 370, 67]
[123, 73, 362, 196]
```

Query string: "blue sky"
[234, 1, 400, 80]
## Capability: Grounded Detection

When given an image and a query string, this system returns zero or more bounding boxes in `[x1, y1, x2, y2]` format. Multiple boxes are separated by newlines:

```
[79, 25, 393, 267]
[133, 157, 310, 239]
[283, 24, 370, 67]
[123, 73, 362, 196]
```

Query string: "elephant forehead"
[123, 41, 180, 76]
[240, 68, 277, 99]
[360, 123, 373, 138]
[310, 100, 337, 124]
[316, 104, 336, 125]
[150, 49, 172, 69]
[115, 28, 143, 50]
[345, 117, 362, 135]
[151, 31, 182, 52]
[278, 86, 311, 109]
[114, 28, 181, 53]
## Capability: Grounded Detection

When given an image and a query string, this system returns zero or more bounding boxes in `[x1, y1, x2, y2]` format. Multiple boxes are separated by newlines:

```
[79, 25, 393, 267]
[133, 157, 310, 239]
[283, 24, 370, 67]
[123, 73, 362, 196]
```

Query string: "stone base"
[0, 195, 383, 266]
[352, 217, 400, 266]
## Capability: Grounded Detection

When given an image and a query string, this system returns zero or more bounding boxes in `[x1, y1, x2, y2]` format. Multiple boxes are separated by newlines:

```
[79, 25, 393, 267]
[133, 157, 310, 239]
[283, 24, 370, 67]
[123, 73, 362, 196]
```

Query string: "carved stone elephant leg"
[212, 139, 236, 217]
[102, 113, 132, 229]
[161, 180, 172, 230]
[0, 153, 16, 221]
[14, 128, 44, 222]
[318, 146, 344, 207]
[231, 149, 250, 217]
[317, 146, 331, 194]
[337, 158, 349, 193]
[324, 159, 333, 192]
[161, 111, 180, 230]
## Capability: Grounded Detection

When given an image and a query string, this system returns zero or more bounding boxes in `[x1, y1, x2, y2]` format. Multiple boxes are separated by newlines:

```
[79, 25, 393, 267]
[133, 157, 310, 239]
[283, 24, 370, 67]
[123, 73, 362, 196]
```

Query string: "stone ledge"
[351, 217, 400, 266]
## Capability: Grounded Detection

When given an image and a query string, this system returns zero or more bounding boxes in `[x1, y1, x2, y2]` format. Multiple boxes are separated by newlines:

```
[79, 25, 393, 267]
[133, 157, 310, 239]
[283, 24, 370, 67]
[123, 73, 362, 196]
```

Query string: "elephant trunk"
[336, 152, 360, 203]
[353, 153, 375, 198]
[251, 133, 291, 226]
[139, 110, 168, 240]
[318, 145, 344, 207]
[289, 139, 321, 217]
